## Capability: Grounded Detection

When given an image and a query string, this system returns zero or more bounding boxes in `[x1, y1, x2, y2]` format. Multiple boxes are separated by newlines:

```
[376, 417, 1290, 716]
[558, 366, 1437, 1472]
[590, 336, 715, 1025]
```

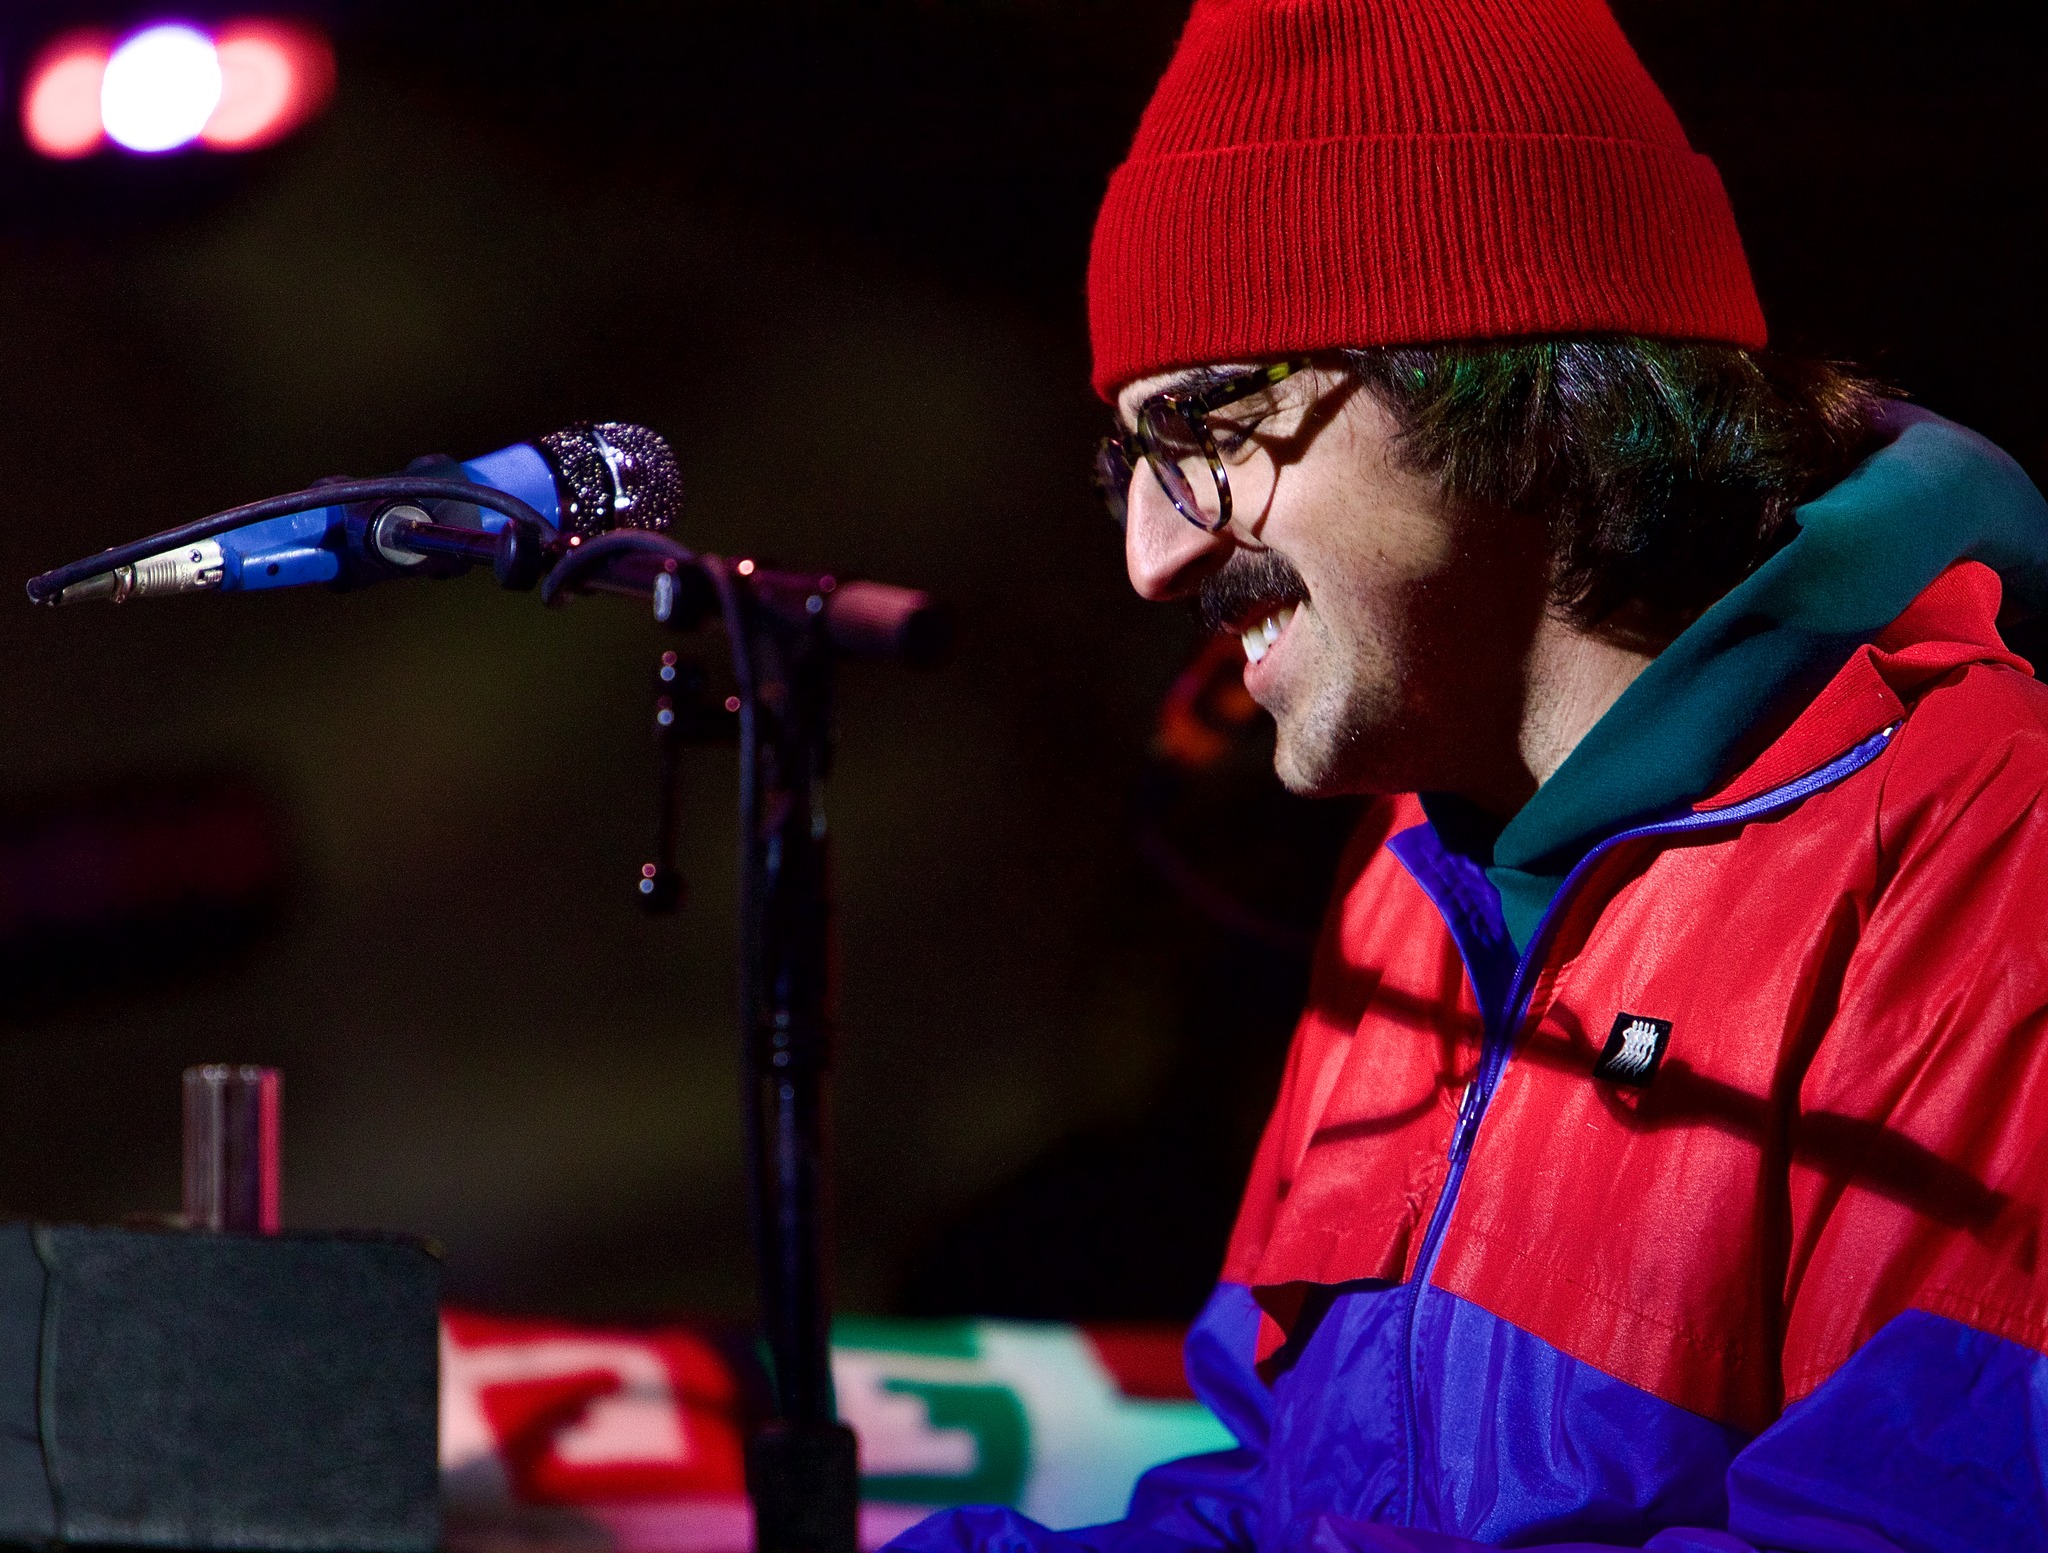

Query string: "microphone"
[27, 420, 950, 666]
[39, 422, 679, 605]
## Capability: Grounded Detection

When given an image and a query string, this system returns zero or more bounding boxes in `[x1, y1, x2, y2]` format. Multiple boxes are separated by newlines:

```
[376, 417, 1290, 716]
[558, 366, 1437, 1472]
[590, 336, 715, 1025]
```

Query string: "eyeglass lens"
[1140, 401, 1224, 530]
[1096, 408, 1228, 533]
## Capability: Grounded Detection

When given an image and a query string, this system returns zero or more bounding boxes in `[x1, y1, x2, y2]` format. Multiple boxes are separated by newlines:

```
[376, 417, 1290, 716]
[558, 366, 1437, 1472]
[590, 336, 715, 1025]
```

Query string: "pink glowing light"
[202, 19, 335, 150]
[21, 31, 113, 159]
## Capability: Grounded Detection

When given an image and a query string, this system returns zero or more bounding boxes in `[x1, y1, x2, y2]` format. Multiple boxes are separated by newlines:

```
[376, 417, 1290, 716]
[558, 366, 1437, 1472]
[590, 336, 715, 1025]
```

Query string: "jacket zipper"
[1394, 722, 1897, 1523]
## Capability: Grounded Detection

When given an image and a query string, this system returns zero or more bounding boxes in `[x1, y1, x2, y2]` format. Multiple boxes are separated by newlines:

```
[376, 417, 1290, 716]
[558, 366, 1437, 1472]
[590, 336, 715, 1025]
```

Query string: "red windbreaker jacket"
[1228, 559, 2047, 1430]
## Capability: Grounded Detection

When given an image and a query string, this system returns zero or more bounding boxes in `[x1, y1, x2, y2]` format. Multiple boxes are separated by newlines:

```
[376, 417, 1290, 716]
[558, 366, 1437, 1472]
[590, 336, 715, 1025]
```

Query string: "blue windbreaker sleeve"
[1244, 1310, 2046, 1553]
[1720, 1311, 2048, 1553]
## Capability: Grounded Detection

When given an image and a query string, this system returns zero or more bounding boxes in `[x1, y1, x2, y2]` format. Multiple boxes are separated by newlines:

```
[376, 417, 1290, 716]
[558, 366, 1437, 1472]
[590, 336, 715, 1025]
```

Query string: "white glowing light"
[101, 24, 223, 154]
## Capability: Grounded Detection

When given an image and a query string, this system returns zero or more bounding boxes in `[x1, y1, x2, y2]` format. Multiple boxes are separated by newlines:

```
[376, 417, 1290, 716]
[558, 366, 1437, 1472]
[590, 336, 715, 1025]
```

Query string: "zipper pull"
[1449, 1082, 1482, 1159]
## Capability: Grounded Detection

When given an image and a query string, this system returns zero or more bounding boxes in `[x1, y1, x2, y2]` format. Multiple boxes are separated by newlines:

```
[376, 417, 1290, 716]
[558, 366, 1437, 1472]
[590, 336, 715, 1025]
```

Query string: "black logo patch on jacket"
[1595, 1012, 1671, 1087]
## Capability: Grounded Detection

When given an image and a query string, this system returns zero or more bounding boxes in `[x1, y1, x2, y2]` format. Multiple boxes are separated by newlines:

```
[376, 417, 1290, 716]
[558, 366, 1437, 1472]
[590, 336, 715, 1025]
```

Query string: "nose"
[1124, 464, 1232, 601]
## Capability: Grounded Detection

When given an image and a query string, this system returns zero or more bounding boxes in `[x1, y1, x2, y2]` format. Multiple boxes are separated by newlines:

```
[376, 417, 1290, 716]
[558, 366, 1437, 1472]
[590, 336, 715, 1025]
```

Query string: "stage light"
[21, 32, 113, 159]
[20, 16, 336, 160]
[101, 24, 223, 153]
[202, 19, 334, 150]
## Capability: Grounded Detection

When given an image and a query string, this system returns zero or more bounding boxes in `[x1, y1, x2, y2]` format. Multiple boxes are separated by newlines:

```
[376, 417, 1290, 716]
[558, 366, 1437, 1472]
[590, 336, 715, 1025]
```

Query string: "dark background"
[0, 0, 2036, 1324]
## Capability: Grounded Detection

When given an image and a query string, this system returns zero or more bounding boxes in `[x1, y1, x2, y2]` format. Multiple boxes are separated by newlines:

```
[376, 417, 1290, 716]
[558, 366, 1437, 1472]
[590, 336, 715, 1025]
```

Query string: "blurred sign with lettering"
[442, 1310, 1231, 1552]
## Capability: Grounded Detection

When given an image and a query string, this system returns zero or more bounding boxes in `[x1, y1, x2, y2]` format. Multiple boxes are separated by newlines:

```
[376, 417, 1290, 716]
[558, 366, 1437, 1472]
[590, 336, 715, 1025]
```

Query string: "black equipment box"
[0, 1222, 439, 1551]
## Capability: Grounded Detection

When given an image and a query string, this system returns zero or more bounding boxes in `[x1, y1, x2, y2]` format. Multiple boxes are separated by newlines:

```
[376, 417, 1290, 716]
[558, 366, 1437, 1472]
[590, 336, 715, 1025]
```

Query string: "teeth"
[1239, 605, 1296, 666]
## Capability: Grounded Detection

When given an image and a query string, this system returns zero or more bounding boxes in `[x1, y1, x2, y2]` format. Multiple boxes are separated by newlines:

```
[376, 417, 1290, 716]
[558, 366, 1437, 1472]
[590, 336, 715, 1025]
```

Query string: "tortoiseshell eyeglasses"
[1093, 359, 1309, 534]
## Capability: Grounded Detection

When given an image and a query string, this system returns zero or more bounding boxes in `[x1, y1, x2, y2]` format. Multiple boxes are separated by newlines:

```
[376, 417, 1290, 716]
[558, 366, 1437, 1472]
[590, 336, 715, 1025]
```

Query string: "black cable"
[545, 533, 777, 1402]
[694, 551, 776, 1406]
[25, 477, 556, 605]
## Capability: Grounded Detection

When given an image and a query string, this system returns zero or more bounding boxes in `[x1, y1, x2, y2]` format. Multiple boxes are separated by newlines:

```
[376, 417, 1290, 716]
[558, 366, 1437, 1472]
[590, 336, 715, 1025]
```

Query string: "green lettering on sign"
[860, 1380, 1028, 1507]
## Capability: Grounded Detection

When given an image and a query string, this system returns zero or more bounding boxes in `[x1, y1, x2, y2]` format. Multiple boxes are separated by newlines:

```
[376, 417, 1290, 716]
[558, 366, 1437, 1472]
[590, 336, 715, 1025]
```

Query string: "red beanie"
[1088, 0, 1766, 399]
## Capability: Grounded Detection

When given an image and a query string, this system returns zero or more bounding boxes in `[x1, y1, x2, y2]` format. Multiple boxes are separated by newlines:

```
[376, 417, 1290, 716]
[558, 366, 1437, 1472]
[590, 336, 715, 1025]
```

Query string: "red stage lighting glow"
[201, 19, 334, 151]
[22, 31, 113, 160]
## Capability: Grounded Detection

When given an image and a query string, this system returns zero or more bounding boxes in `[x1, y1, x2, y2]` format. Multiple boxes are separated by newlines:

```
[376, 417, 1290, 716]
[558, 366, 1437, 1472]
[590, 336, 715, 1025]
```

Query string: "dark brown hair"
[1343, 339, 1890, 633]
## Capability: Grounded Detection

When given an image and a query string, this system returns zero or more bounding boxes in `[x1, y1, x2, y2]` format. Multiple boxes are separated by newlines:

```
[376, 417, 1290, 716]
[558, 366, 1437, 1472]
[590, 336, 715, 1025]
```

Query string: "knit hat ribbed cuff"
[1088, 132, 1767, 400]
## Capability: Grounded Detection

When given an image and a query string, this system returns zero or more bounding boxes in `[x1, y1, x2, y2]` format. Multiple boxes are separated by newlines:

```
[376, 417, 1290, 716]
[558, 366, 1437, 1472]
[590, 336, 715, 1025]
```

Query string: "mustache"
[1196, 549, 1309, 635]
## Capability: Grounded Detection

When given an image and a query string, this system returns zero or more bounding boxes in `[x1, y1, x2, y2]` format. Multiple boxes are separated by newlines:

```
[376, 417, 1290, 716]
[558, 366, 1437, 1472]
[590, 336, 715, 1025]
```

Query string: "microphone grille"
[538, 421, 681, 537]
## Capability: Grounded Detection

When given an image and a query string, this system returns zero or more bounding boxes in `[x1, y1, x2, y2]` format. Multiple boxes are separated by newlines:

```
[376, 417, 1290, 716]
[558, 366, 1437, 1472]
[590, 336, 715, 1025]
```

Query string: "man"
[897, 0, 2048, 1549]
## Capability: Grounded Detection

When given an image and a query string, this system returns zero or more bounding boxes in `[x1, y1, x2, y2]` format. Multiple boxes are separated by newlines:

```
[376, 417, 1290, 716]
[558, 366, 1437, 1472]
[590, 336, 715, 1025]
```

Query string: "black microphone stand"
[645, 550, 857, 1553]
[528, 532, 942, 1553]
[728, 587, 860, 1553]
[543, 536, 923, 1553]
[28, 493, 950, 1553]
